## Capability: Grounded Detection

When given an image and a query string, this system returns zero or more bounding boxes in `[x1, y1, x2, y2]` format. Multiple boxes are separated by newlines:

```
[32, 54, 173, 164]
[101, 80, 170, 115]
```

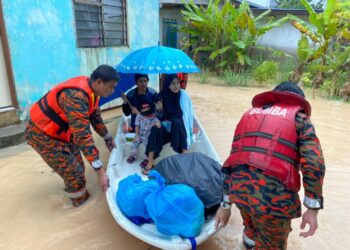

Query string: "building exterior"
[235, 0, 326, 9]
[0, 0, 160, 112]
[159, 0, 208, 49]
[159, 0, 324, 56]
[234, 0, 325, 56]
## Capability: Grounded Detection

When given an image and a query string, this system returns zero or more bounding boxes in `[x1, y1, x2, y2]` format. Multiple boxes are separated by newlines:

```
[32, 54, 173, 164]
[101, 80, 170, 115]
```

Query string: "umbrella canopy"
[117, 45, 200, 74]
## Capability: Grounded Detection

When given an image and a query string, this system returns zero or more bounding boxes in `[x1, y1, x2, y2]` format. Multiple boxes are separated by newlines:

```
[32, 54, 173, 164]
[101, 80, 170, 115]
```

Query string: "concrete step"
[0, 122, 26, 149]
[0, 107, 20, 128]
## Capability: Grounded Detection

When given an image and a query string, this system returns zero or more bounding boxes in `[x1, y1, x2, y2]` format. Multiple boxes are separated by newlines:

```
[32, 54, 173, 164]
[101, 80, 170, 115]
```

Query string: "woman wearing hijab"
[143, 74, 194, 174]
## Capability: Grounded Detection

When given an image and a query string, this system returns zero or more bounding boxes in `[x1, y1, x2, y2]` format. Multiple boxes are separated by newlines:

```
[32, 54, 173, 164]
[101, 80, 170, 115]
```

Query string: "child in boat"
[127, 96, 161, 164]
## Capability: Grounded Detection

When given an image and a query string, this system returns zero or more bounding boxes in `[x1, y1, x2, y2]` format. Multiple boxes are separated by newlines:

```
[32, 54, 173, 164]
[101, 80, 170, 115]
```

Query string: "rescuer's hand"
[97, 168, 110, 193]
[300, 209, 319, 238]
[215, 206, 231, 230]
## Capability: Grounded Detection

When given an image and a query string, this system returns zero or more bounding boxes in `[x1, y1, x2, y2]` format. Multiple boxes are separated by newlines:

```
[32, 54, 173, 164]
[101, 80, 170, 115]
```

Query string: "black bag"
[154, 152, 224, 217]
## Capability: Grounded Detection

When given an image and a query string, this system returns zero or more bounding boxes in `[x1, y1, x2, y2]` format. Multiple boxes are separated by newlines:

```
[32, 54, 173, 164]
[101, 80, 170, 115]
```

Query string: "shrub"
[254, 61, 278, 86]
[221, 70, 252, 86]
[300, 72, 313, 88]
[199, 69, 209, 84]
[277, 59, 296, 83]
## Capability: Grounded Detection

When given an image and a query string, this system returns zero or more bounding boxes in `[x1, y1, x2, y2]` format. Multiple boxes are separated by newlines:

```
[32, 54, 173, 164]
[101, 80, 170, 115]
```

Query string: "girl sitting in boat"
[126, 96, 161, 164]
[143, 74, 194, 174]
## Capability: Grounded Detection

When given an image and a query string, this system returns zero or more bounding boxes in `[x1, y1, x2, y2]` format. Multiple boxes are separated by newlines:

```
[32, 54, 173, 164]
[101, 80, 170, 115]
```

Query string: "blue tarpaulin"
[99, 72, 135, 107]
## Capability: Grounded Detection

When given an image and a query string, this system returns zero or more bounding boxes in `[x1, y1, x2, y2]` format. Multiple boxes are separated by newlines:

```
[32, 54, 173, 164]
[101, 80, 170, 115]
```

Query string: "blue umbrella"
[117, 45, 200, 74]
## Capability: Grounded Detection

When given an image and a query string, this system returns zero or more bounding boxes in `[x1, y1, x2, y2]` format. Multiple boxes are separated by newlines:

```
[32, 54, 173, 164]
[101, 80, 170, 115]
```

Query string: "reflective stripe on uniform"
[67, 187, 86, 199]
[243, 232, 255, 246]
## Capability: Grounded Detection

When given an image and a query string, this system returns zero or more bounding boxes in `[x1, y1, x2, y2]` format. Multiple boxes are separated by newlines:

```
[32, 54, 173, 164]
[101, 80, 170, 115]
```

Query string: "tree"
[180, 0, 288, 73]
[289, 0, 350, 97]
[275, 0, 324, 10]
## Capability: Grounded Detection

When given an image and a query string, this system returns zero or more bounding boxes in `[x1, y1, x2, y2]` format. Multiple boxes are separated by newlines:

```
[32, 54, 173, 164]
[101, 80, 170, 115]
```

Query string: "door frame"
[0, 1, 18, 108]
[162, 18, 178, 48]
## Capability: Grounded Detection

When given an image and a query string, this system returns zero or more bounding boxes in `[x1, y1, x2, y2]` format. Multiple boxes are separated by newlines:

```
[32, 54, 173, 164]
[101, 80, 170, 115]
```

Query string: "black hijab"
[161, 74, 182, 120]
[138, 94, 155, 116]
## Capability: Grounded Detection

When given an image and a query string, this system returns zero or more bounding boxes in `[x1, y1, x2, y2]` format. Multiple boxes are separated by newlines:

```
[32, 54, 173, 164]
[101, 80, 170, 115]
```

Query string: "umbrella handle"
[159, 73, 164, 92]
[120, 90, 132, 107]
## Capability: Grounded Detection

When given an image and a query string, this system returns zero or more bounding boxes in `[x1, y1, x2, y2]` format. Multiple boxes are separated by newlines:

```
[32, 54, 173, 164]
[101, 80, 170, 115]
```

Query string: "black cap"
[273, 81, 305, 98]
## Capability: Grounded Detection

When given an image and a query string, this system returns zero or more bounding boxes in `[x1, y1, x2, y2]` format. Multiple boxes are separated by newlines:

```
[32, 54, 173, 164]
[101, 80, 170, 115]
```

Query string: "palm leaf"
[209, 46, 231, 60]
[300, 0, 323, 33]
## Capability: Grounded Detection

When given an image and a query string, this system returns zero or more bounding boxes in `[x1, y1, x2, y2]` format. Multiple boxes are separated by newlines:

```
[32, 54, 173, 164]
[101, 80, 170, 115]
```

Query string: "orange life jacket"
[30, 76, 100, 142]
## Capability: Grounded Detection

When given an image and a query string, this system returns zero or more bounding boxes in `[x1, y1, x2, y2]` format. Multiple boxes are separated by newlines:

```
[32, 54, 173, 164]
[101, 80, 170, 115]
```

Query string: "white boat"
[106, 114, 222, 250]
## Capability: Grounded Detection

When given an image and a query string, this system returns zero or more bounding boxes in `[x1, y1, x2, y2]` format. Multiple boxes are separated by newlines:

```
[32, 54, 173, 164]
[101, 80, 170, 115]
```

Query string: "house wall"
[247, 0, 271, 8]
[257, 15, 309, 56]
[2, 0, 159, 109]
[248, 0, 326, 8]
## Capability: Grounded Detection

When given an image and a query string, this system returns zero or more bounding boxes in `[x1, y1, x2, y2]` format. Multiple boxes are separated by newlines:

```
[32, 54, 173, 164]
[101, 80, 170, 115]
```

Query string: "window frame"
[73, 0, 128, 48]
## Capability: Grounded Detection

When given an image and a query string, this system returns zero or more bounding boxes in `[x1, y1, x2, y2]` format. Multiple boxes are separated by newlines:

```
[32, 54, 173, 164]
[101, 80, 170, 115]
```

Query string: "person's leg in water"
[238, 207, 292, 250]
[68, 143, 90, 207]
[253, 214, 292, 250]
[239, 208, 256, 249]
[25, 121, 89, 207]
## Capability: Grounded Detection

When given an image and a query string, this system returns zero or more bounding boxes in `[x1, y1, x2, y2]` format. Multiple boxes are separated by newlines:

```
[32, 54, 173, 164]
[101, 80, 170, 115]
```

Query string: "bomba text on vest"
[249, 106, 287, 117]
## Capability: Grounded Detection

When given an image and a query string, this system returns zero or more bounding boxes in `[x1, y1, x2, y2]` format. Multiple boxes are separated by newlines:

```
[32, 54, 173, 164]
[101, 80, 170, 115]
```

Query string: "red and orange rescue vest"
[223, 91, 311, 192]
[30, 76, 100, 142]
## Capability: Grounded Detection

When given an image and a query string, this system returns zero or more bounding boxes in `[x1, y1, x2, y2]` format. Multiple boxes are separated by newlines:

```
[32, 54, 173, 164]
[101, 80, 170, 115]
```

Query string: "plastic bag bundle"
[145, 171, 204, 238]
[116, 173, 161, 220]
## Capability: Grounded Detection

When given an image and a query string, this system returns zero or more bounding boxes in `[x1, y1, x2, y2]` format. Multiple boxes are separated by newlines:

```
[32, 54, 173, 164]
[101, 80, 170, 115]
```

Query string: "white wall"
[254, 0, 326, 9]
[257, 15, 310, 56]
[247, 0, 271, 8]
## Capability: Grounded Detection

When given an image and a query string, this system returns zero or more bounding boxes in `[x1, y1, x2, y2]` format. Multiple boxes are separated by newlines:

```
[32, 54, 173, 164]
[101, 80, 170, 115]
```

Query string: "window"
[73, 0, 127, 47]
[162, 19, 177, 48]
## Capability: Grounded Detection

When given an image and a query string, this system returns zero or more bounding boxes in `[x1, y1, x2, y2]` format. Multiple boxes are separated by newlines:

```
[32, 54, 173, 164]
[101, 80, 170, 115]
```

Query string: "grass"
[198, 68, 210, 84]
[221, 70, 253, 87]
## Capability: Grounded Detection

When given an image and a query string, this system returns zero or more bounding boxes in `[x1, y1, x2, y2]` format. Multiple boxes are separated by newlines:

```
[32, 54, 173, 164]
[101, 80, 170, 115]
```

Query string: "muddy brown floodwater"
[0, 81, 349, 250]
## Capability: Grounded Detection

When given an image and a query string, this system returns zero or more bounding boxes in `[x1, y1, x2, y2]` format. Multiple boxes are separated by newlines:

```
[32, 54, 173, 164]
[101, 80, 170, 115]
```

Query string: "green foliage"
[180, 0, 288, 73]
[297, 36, 311, 62]
[254, 61, 278, 86]
[290, 0, 350, 97]
[221, 69, 252, 86]
[276, 58, 296, 83]
[300, 72, 313, 88]
[275, 0, 324, 10]
[320, 80, 336, 97]
[199, 69, 210, 84]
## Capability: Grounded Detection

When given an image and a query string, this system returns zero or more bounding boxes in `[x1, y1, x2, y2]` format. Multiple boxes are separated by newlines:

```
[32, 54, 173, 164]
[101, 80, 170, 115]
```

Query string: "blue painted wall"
[2, 0, 160, 109]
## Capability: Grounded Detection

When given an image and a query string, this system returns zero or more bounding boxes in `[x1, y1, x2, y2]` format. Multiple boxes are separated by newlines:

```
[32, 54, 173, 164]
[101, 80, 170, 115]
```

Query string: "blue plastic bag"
[116, 172, 163, 221]
[145, 171, 205, 238]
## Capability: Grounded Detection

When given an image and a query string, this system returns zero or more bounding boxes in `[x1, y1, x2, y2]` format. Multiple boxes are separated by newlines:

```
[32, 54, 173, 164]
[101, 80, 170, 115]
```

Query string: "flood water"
[0, 80, 349, 249]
